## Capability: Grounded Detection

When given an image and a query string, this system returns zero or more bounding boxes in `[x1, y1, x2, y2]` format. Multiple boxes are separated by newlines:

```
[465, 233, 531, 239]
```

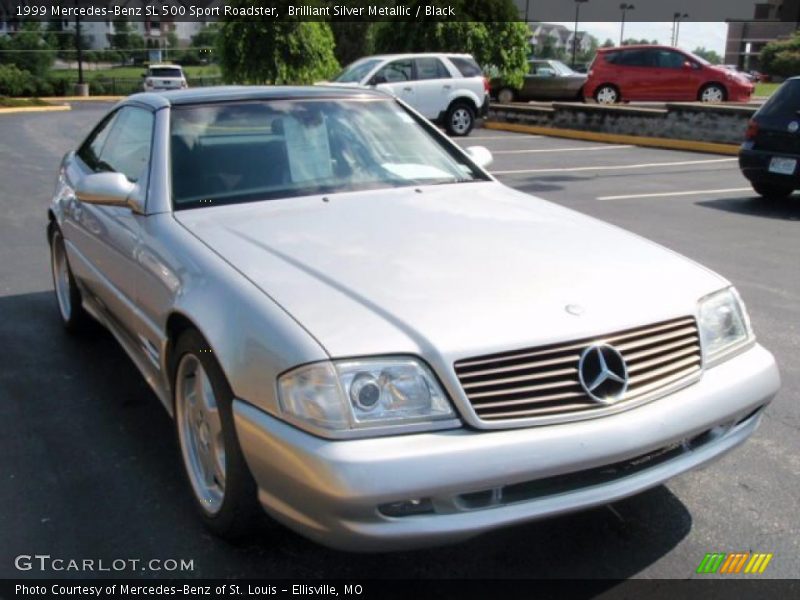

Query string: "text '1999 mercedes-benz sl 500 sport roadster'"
[48, 86, 780, 551]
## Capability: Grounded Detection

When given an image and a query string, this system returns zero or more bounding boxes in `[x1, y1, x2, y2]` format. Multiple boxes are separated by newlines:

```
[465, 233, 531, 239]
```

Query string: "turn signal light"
[483, 77, 490, 94]
[745, 119, 759, 140]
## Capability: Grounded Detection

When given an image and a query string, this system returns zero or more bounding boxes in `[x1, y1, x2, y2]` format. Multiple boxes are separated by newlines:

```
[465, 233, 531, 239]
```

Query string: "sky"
[555, 22, 729, 56]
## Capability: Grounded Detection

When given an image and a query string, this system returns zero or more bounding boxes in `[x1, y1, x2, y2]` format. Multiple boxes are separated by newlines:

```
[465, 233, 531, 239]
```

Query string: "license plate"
[768, 157, 797, 175]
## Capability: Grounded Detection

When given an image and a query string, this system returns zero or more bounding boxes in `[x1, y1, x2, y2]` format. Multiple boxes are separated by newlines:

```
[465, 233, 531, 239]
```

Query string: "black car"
[491, 60, 586, 103]
[740, 77, 800, 199]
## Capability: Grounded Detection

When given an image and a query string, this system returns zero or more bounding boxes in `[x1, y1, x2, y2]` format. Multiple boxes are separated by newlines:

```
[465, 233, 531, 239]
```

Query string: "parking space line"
[494, 145, 634, 155]
[491, 158, 737, 175]
[597, 187, 753, 201]
[456, 135, 543, 141]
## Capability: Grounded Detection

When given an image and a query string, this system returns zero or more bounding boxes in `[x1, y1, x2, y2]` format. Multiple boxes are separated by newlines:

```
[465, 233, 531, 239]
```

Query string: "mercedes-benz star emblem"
[578, 344, 629, 404]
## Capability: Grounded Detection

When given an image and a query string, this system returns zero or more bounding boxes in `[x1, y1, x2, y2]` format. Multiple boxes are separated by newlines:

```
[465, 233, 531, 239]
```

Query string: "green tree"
[330, 21, 375, 67]
[0, 22, 55, 78]
[692, 47, 722, 64]
[760, 32, 800, 77]
[218, 1, 339, 84]
[110, 18, 145, 64]
[187, 23, 220, 64]
[46, 20, 91, 62]
[372, 0, 530, 87]
[622, 38, 657, 46]
[601, 38, 615, 48]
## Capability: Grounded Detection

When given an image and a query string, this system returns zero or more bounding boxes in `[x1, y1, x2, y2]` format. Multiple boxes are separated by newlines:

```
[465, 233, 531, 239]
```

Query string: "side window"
[657, 51, 686, 69]
[97, 107, 155, 182]
[618, 50, 655, 67]
[374, 59, 413, 83]
[447, 56, 483, 77]
[415, 57, 451, 80]
[76, 111, 119, 171]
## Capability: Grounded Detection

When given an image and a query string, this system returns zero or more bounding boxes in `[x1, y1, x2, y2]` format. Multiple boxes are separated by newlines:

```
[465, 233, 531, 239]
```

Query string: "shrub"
[0, 64, 35, 96]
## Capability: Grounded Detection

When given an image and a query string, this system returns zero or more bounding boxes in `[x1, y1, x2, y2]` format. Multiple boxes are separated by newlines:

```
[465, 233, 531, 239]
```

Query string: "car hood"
[175, 182, 726, 362]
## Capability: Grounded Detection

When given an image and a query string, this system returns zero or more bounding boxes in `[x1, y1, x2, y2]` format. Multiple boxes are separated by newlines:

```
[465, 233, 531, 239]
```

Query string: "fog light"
[378, 498, 434, 518]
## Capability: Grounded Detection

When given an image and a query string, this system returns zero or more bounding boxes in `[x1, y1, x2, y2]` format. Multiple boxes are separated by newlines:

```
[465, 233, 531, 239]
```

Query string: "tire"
[172, 328, 260, 540]
[49, 226, 91, 334]
[497, 88, 515, 104]
[594, 84, 619, 105]
[699, 83, 726, 103]
[751, 181, 794, 199]
[445, 101, 475, 137]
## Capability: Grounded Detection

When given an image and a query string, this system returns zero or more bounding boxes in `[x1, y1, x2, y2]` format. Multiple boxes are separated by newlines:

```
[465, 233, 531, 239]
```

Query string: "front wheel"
[752, 181, 794, 199]
[49, 227, 91, 333]
[445, 102, 475, 137]
[173, 329, 260, 540]
[700, 84, 726, 103]
[594, 85, 619, 105]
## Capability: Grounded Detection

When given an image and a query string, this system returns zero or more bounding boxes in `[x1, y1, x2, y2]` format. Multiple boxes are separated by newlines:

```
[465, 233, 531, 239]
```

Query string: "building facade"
[725, 0, 800, 70]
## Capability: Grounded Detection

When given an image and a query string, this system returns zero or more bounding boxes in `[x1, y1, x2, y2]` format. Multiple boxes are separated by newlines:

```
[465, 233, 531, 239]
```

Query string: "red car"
[585, 45, 754, 104]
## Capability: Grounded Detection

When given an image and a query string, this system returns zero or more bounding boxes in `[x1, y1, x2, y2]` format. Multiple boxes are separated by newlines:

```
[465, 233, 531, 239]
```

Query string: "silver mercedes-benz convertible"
[48, 86, 780, 551]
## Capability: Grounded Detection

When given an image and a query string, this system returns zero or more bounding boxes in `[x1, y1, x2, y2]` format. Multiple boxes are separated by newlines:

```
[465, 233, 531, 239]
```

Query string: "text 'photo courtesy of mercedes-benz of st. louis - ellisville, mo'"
[0, 0, 798, 598]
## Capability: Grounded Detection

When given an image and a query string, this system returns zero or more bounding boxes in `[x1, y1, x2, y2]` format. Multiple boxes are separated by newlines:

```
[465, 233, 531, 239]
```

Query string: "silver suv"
[328, 53, 490, 136]
[142, 64, 188, 92]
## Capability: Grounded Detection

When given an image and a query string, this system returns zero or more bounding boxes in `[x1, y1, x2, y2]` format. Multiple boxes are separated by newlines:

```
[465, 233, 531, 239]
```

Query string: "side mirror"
[370, 75, 387, 86]
[538, 68, 557, 78]
[75, 172, 137, 209]
[683, 61, 695, 70]
[466, 146, 493, 169]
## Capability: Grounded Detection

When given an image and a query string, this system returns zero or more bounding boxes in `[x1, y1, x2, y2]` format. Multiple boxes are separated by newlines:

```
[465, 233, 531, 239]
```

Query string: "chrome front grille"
[454, 317, 702, 422]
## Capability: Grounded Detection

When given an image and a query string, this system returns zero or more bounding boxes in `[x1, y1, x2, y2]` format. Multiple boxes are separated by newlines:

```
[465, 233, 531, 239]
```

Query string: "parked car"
[324, 53, 490, 136]
[740, 76, 800, 199]
[141, 64, 188, 92]
[48, 86, 779, 551]
[492, 59, 587, 103]
[585, 45, 754, 104]
[721, 64, 759, 83]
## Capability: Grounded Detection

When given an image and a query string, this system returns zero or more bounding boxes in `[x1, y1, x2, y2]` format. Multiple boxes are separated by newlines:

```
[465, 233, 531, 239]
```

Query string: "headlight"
[698, 287, 754, 366]
[278, 357, 458, 438]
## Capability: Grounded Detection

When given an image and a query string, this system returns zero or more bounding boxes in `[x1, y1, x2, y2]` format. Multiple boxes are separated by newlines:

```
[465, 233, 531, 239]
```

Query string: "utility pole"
[75, 15, 84, 84]
[572, 0, 588, 68]
[620, 4, 635, 46]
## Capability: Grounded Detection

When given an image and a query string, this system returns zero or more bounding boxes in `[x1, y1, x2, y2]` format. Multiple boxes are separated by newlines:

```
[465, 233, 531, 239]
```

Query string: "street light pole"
[675, 13, 688, 46]
[572, 0, 588, 68]
[619, 3, 634, 46]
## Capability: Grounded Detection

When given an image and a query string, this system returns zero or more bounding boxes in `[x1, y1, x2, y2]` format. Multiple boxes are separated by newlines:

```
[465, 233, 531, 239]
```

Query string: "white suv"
[327, 53, 490, 136]
[142, 64, 188, 92]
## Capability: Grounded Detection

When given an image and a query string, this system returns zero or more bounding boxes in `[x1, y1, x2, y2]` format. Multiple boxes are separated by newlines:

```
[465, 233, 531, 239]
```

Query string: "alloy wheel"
[176, 353, 227, 515]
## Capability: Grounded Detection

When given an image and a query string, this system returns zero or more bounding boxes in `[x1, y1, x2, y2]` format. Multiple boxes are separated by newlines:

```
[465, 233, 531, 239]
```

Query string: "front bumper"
[739, 145, 800, 188]
[234, 344, 779, 551]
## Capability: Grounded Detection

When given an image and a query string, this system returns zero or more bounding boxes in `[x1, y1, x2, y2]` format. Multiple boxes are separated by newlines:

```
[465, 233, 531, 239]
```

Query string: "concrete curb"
[0, 104, 71, 115]
[46, 96, 124, 102]
[484, 121, 740, 156]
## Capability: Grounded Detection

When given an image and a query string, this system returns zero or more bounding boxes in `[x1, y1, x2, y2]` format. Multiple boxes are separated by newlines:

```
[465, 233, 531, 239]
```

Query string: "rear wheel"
[699, 83, 726, 103]
[173, 328, 260, 540]
[594, 84, 619, 105]
[751, 181, 794, 199]
[496, 88, 515, 104]
[445, 102, 475, 137]
[49, 227, 91, 333]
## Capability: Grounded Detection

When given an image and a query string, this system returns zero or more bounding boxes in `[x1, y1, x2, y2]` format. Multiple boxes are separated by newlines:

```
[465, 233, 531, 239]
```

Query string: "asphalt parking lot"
[1, 103, 798, 580]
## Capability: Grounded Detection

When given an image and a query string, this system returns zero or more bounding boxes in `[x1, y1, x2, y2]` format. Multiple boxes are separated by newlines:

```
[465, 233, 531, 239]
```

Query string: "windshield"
[334, 58, 382, 83]
[149, 68, 183, 78]
[549, 61, 576, 76]
[170, 99, 487, 209]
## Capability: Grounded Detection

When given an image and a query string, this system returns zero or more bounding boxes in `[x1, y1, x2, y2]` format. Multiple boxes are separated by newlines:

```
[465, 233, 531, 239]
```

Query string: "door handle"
[403, 86, 413, 92]
[443, 84, 452, 90]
